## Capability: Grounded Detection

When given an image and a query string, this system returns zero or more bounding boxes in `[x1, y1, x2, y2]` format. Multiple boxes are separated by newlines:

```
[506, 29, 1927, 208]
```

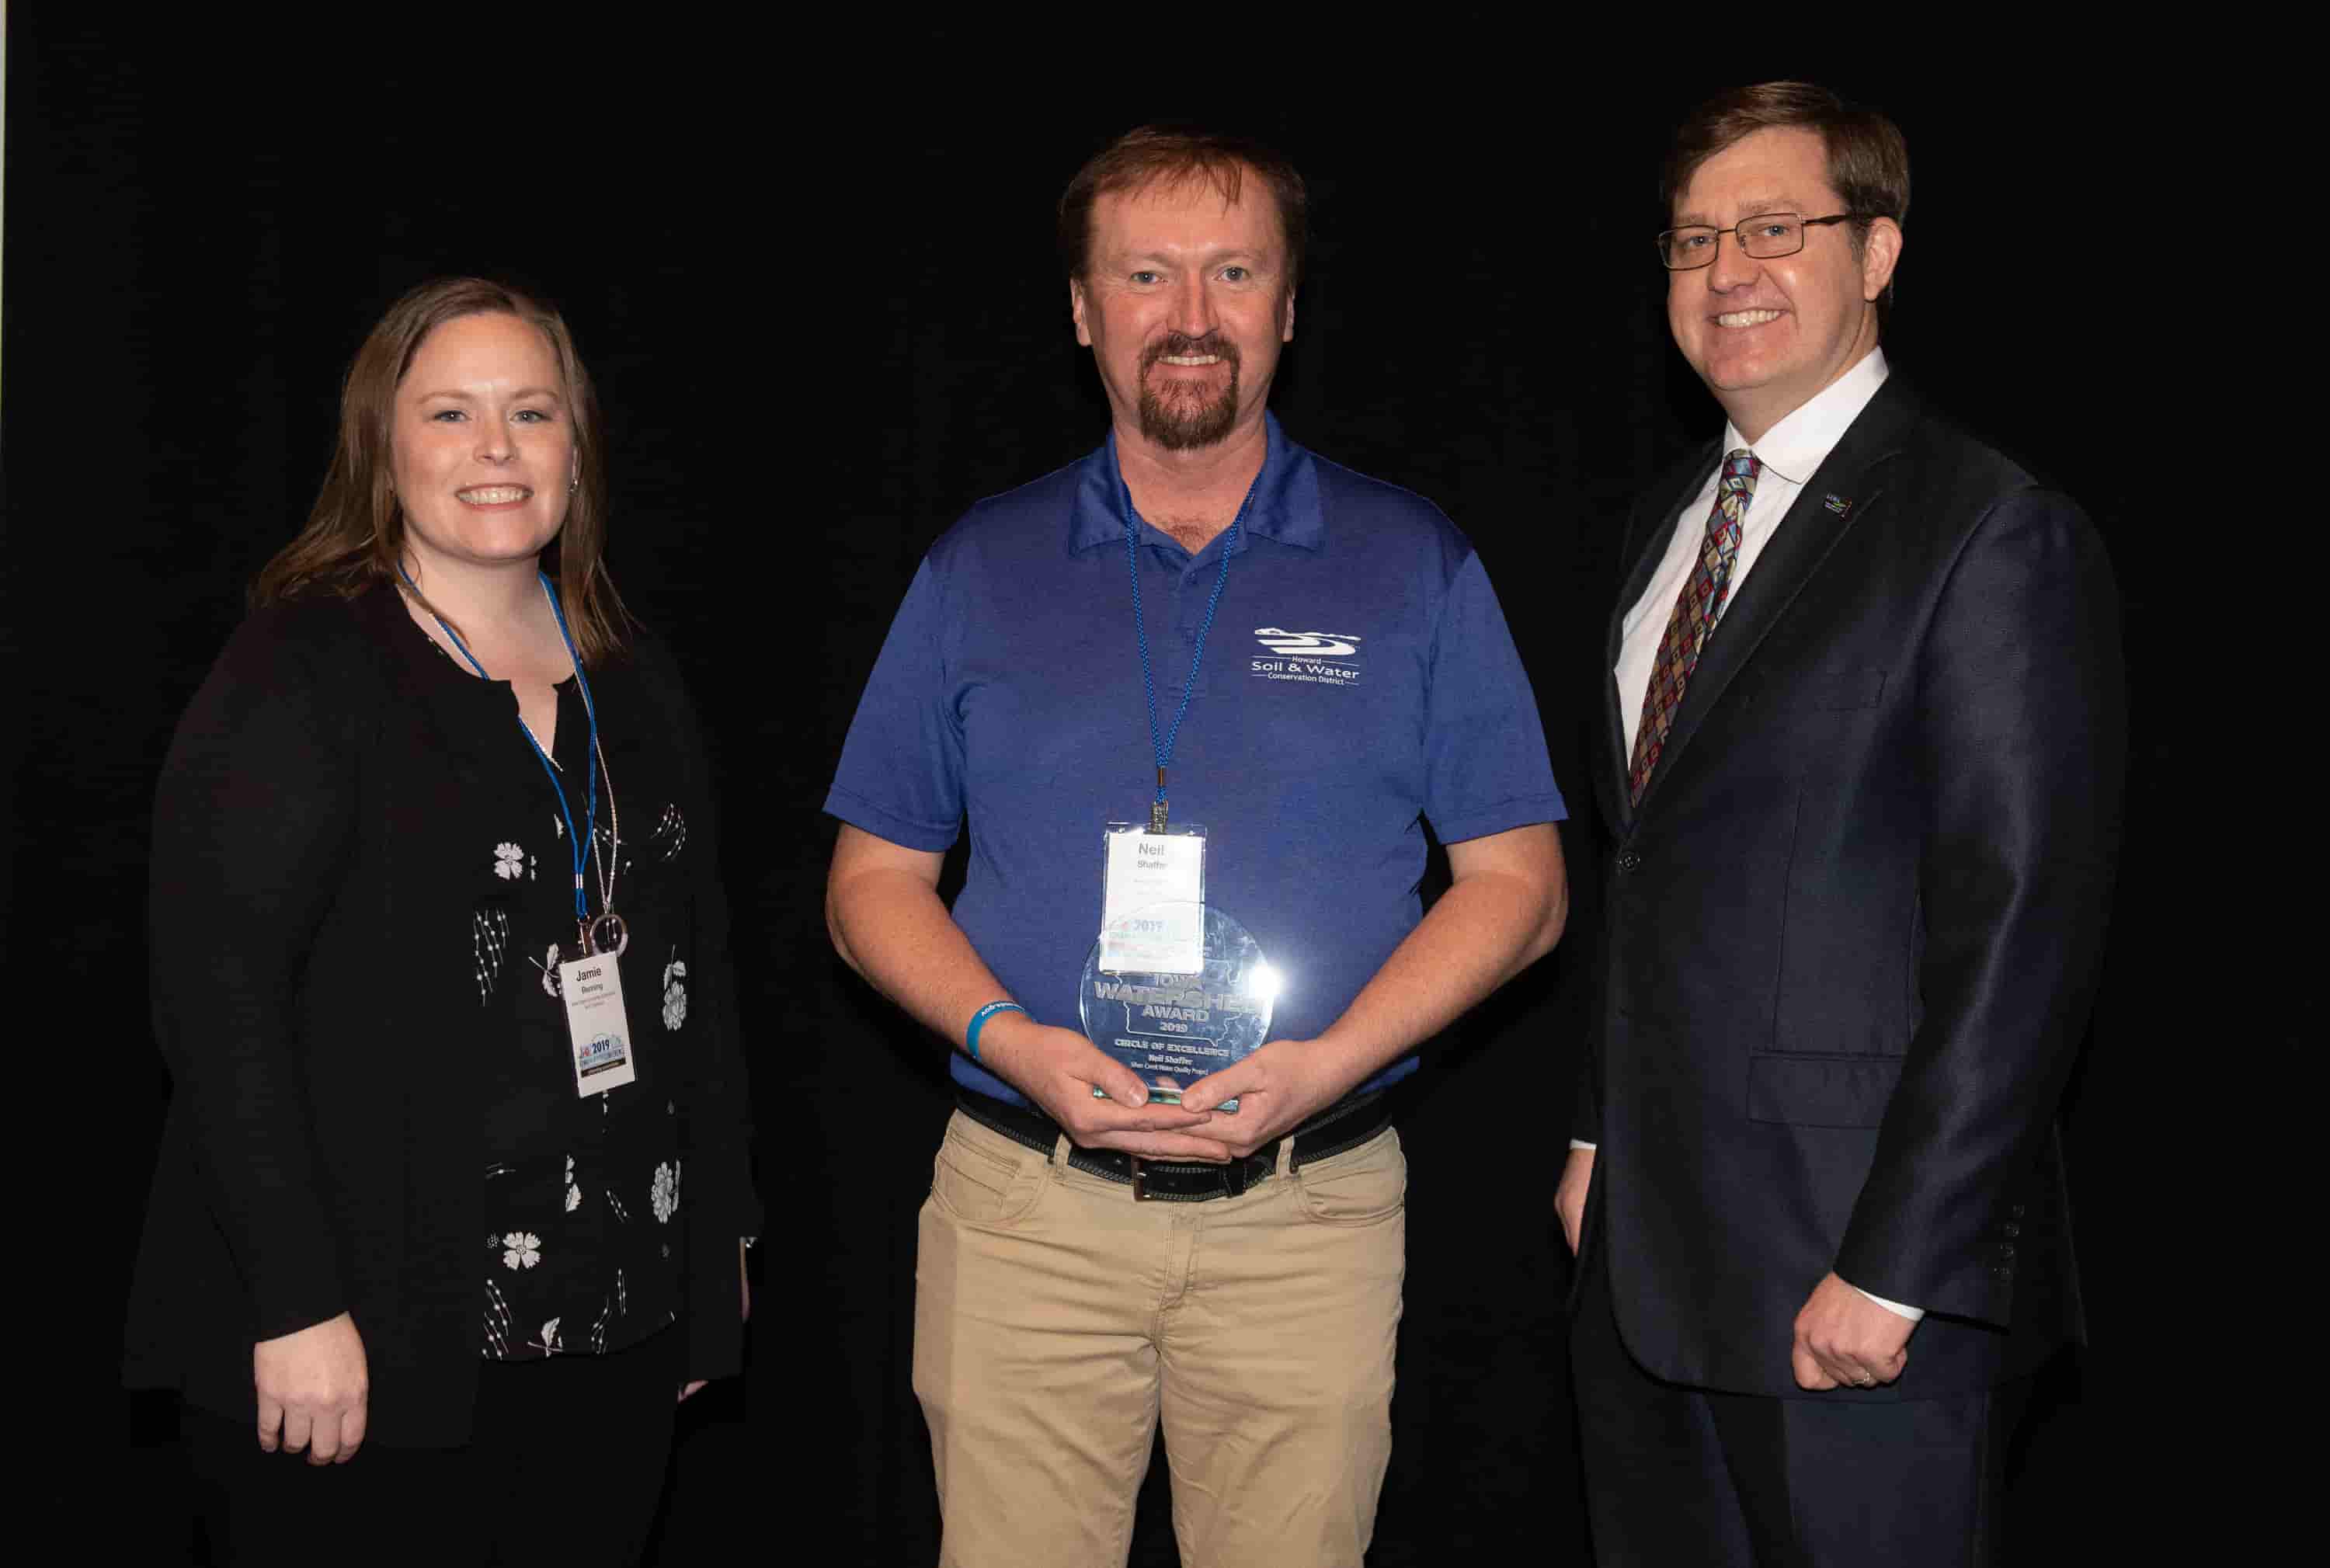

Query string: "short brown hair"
[1664, 82, 1909, 311]
[1059, 125, 1309, 290]
[254, 277, 629, 666]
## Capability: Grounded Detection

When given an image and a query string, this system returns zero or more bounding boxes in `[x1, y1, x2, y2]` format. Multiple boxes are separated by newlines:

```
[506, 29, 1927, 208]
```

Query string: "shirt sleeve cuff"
[1847, 1283, 1925, 1321]
[1428, 794, 1570, 848]
[822, 785, 960, 854]
[1569, 1139, 1596, 1152]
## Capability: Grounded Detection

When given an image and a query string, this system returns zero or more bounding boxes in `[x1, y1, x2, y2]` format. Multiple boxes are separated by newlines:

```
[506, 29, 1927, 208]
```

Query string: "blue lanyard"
[1121, 471, 1257, 833]
[401, 567, 600, 927]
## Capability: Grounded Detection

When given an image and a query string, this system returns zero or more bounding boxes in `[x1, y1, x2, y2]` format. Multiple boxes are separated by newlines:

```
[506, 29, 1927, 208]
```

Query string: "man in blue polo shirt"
[824, 126, 1569, 1568]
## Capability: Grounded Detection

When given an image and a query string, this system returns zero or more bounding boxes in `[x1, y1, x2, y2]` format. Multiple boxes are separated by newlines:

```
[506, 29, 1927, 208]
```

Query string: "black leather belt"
[955, 1088, 1393, 1203]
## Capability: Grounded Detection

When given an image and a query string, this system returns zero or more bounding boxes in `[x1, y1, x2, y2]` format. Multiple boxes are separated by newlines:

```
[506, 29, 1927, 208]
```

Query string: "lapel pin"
[1824, 494, 1852, 516]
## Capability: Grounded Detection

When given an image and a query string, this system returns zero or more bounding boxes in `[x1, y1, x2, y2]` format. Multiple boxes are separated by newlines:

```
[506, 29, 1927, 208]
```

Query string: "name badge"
[558, 951, 638, 1097]
[1099, 822, 1206, 975]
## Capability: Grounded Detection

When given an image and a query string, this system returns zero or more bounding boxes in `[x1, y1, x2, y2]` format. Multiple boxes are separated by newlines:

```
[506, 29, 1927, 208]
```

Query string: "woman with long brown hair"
[125, 278, 758, 1565]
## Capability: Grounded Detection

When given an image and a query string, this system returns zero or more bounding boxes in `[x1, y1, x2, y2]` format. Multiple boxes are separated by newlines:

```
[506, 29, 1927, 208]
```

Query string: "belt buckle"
[1130, 1156, 1149, 1201]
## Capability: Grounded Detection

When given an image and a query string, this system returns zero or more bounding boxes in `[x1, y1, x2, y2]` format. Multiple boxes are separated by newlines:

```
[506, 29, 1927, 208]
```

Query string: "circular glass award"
[1080, 900, 1277, 1108]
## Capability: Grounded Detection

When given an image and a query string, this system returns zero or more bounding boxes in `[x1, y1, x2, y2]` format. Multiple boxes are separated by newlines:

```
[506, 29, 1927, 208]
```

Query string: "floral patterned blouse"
[456, 647, 698, 1361]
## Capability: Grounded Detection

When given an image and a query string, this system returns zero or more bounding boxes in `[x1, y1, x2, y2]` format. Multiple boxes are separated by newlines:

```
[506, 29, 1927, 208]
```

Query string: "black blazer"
[1574, 379, 2126, 1399]
[123, 586, 760, 1445]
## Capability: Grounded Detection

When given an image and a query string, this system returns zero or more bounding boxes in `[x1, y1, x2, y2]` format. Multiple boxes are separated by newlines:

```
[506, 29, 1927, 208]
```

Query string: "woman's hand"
[253, 1312, 369, 1463]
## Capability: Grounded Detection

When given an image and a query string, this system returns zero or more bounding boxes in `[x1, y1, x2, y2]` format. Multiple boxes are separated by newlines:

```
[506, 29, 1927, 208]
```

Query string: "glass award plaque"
[1080, 900, 1277, 1109]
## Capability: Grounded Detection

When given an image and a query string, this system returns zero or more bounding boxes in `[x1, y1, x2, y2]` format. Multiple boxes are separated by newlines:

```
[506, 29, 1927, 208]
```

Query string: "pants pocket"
[927, 1128, 1050, 1228]
[1295, 1129, 1406, 1226]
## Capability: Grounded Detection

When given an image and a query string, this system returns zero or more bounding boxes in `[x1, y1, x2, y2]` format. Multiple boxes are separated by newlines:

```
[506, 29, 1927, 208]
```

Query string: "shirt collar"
[1724, 348, 1890, 487]
[1068, 412, 1324, 557]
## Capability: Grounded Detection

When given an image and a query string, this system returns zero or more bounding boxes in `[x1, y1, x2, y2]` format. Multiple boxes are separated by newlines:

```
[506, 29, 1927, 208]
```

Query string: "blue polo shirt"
[826, 415, 1566, 1107]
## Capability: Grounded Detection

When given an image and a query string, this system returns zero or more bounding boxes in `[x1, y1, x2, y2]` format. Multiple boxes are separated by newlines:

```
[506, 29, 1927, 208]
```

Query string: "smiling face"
[1069, 171, 1295, 454]
[390, 311, 575, 575]
[1667, 126, 1901, 442]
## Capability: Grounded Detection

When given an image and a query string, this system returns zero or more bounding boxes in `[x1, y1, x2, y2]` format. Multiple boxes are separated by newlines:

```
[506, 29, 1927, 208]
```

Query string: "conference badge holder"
[559, 946, 638, 1097]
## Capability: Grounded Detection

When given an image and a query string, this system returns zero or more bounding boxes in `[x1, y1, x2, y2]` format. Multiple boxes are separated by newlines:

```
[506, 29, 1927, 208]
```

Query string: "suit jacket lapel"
[1629, 381, 1918, 817]
[1600, 440, 1721, 832]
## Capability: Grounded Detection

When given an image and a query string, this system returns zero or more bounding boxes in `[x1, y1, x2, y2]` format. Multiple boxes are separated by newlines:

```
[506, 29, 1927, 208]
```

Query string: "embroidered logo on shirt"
[1255, 628, 1361, 657]
[1824, 493, 1852, 516]
[1251, 627, 1365, 687]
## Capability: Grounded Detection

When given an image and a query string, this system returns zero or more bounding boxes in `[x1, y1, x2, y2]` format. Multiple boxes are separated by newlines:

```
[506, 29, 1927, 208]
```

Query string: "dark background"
[9, 20, 2192, 1564]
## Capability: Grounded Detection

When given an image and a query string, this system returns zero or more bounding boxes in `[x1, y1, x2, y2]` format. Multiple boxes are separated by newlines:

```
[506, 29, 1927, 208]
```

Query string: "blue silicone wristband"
[965, 1001, 1026, 1062]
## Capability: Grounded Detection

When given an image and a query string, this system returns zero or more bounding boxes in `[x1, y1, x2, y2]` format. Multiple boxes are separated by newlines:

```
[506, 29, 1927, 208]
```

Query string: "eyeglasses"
[1656, 212, 1861, 271]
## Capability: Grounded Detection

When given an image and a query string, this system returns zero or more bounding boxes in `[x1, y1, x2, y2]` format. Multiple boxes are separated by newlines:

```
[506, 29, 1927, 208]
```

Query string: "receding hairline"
[1059, 127, 1309, 286]
[1084, 162, 1289, 244]
[1105, 158, 1252, 203]
[1083, 172, 1290, 273]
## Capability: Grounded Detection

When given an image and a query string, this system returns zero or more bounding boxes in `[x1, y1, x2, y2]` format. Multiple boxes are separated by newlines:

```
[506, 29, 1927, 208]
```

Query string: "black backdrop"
[9, 20, 2193, 1564]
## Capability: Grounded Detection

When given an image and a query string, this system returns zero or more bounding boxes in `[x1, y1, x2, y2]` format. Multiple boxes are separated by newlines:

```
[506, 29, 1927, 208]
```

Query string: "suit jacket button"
[1615, 850, 1643, 874]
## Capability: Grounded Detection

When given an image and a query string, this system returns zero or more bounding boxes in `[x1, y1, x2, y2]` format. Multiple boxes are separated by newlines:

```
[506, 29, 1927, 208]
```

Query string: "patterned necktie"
[1628, 449, 1761, 806]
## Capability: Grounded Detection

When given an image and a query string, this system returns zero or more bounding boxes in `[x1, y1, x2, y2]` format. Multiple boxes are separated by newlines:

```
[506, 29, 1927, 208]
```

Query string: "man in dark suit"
[1554, 82, 2125, 1566]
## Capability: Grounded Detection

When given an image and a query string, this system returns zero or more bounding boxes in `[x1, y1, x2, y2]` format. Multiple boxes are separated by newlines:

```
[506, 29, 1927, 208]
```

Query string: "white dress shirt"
[1578, 349, 1922, 1322]
[1613, 349, 1890, 755]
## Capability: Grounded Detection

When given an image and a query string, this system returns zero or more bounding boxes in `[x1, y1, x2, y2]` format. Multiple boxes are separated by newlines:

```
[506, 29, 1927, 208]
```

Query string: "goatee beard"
[1136, 334, 1241, 451]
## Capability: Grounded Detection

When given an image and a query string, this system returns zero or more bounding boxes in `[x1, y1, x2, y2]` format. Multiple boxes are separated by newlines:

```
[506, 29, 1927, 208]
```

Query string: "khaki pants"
[913, 1108, 1407, 1568]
